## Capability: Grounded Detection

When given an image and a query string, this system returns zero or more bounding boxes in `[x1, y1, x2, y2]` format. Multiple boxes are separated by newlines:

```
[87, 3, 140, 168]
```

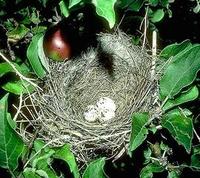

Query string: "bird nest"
[17, 31, 159, 163]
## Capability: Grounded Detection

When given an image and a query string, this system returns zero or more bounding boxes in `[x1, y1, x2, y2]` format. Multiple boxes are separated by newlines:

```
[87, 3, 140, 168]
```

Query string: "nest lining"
[18, 31, 158, 163]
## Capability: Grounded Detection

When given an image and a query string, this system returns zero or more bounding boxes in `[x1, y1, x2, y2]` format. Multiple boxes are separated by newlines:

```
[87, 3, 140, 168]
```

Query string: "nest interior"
[18, 31, 158, 163]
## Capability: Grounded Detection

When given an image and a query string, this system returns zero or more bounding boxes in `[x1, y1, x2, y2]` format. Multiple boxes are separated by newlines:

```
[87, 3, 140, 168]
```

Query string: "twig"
[160, 96, 169, 109]
[115, 13, 126, 32]
[151, 30, 157, 80]
[7, 40, 15, 60]
[193, 127, 200, 143]
[155, 125, 162, 130]
[140, 6, 149, 50]
[162, 149, 167, 158]
[0, 51, 39, 88]
[13, 93, 23, 121]
[112, 146, 126, 162]
[152, 30, 157, 56]
[150, 157, 160, 162]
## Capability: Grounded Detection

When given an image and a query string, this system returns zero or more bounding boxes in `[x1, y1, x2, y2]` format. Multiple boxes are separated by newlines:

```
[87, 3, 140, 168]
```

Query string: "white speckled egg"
[84, 105, 100, 122]
[96, 97, 116, 112]
[99, 109, 115, 123]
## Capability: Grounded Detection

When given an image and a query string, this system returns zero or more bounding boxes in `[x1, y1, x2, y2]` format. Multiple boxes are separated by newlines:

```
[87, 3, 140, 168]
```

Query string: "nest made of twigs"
[18, 31, 159, 163]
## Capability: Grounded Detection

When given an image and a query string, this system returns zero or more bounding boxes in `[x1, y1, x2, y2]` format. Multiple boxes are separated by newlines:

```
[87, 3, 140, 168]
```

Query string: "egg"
[96, 97, 116, 123]
[83, 97, 116, 123]
[96, 97, 116, 112]
[84, 105, 100, 122]
[99, 109, 115, 123]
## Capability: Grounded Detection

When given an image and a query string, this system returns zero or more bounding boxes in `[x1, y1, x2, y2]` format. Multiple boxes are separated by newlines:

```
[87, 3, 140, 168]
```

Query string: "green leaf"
[37, 35, 49, 72]
[40, 0, 49, 7]
[181, 108, 192, 116]
[164, 108, 192, 117]
[129, 112, 149, 155]
[167, 170, 180, 178]
[83, 157, 107, 178]
[0, 61, 30, 78]
[92, 0, 117, 28]
[0, 94, 26, 172]
[32, 141, 80, 178]
[31, 26, 47, 35]
[7, 113, 17, 130]
[140, 163, 164, 178]
[7, 24, 29, 42]
[129, 0, 144, 11]
[149, 9, 165, 23]
[53, 144, 80, 178]
[191, 145, 200, 170]
[160, 141, 170, 152]
[30, 10, 40, 25]
[0, 62, 21, 77]
[33, 139, 46, 152]
[19, 63, 31, 75]
[160, 0, 169, 8]
[23, 168, 51, 178]
[59, 0, 69, 17]
[32, 146, 55, 168]
[161, 110, 193, 153]
[69, 0, 82, 8]
[193, 4, 200, 13]
[119, 0, 145, 11]
[30, 142, 57, 177]
[149, 0, 159, 6]
[2, 80, 35, 95]
[0, 63, 13, 77]
[143, 148, 152, 164]
[25, 141, 57, 178]
[159, 40, 193, 60]
[32, 150, 57, 178]
[23, 168, 41, 178]
[27, 33, 46, 78]
[35, 170, 50, 177]
[163, 85, 199, 111]
[160, 45, 200, 99]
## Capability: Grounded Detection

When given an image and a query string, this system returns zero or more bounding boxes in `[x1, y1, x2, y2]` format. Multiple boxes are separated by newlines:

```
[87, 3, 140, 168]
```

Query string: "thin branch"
[193, 127, 200, 143]
[140, 6, 149, 50]
[160, 96, 169, 109]
[155, 125, 162, 130]
[13, 93, 23, 121]
[151, 30, 157, 80]
[150, 157, 160, 162]
[115, 13, 126, 32]
[152, 30, 157, 56]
